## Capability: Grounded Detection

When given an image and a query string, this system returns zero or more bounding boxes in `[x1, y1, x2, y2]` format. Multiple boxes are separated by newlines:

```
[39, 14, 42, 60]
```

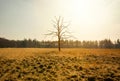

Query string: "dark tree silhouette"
[0, 37, 120, 48]
[46, 16, 71, 51]
[99, 39, 114, 48]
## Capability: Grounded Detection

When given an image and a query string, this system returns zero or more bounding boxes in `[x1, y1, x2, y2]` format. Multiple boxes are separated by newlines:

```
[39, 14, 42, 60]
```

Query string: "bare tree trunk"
[58, 37, 61, 51]
[57, 18, 61, 52]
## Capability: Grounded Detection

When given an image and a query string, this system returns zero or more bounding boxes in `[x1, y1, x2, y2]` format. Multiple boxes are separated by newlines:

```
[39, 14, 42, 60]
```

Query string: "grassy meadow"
[0, 48, 120, 81]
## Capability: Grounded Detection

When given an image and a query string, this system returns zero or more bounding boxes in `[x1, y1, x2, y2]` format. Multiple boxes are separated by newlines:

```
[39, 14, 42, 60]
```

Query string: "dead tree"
[46, 16, 71, 51]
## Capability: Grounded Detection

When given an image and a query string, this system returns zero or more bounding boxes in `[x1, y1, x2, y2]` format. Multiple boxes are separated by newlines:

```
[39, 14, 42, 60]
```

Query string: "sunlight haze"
[0, 0, 120, 41]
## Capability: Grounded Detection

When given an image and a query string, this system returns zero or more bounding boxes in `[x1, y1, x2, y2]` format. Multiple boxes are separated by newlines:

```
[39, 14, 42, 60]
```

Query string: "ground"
[0, 48, 120, 81]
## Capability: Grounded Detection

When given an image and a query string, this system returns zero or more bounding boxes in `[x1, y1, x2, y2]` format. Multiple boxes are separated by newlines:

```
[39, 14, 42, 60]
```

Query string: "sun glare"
[67, 0, 110, 27]
[59, 0, 111, 37]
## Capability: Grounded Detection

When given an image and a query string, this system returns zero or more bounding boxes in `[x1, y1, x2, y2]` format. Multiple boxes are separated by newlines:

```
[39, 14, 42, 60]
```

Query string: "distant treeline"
[0, 37, 120, 48]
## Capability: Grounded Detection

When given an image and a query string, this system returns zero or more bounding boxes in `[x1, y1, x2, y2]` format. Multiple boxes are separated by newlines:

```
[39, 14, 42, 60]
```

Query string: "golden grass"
[0, 48, 120, 59]
[0, 48, 56, 59]
[0, 48, 120, 81]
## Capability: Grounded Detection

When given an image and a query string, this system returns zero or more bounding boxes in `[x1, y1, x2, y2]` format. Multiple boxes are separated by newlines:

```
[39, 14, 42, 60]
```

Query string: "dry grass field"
[0, 48, 120, 81]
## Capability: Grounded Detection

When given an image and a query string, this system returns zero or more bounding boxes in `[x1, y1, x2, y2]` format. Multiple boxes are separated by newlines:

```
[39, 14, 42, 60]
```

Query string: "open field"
[0, 48, 120, 81]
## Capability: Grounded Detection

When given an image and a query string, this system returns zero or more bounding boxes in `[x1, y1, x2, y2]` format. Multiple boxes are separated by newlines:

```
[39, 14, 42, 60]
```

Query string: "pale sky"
[0, 0, 120, 41]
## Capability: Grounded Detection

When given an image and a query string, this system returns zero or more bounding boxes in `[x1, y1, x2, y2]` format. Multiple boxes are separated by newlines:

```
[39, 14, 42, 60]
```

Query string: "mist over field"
[0, 0, 120, 81]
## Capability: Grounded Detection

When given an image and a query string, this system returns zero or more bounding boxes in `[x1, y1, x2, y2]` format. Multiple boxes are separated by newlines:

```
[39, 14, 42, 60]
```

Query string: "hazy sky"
[0, 0, 120, 41]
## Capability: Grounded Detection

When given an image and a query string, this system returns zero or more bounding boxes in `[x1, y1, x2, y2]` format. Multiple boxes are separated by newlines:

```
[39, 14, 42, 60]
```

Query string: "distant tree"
[21, 39, 27, 47]
[0, 38, 10, 47]
[99, 39, 113, 48]
[94, 40, 98, 48]
[33, 39, 39, 47]
[46, 16, 71, 51]
[115, 39, 120, 48]
[82, 41, 87, 48]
